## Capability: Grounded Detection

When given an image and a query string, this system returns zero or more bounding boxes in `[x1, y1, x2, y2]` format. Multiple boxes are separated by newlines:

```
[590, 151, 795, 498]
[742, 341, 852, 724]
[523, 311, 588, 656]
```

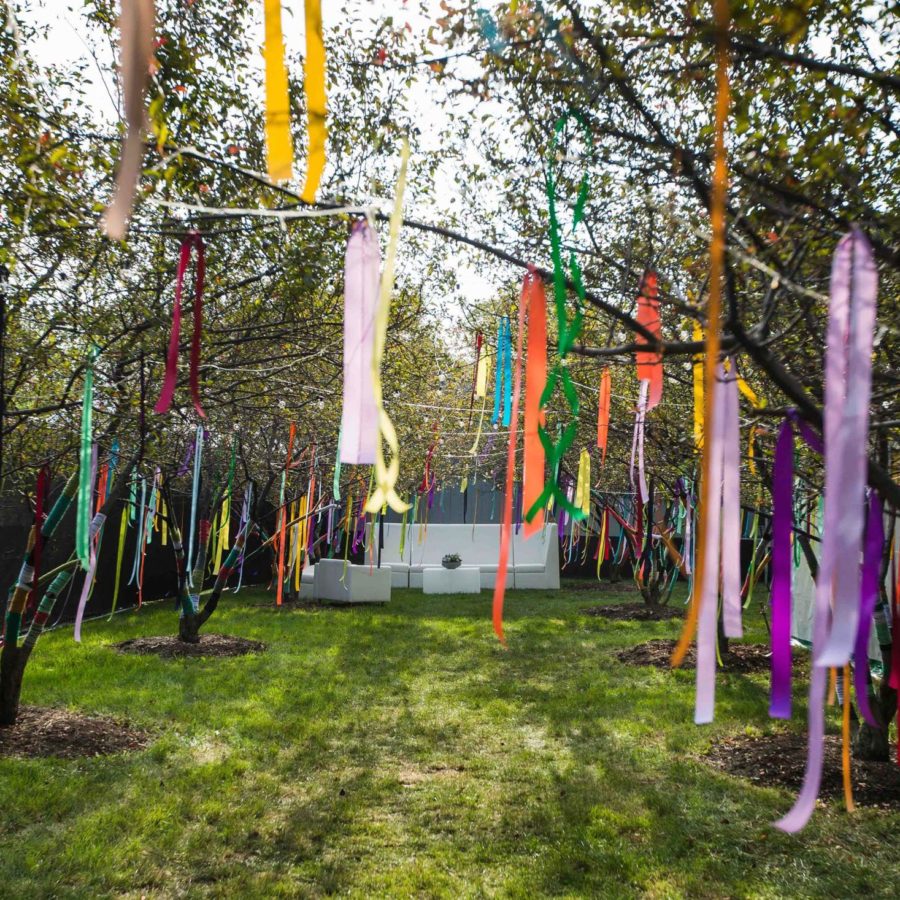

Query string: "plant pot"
[442, 559, 461, 570]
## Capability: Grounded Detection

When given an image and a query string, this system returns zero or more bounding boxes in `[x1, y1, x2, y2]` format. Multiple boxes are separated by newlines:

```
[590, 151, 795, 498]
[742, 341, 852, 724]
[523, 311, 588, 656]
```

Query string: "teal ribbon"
[76, 347, 99, 570]
[526, 112, 591, 524]
[333, 426, 342, 501]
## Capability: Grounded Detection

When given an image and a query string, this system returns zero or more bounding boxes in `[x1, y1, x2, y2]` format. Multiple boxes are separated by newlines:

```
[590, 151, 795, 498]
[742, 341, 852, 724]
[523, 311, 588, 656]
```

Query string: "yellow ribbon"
[263, 0, 294, 182]
[475, 350, 489, 398]
[109, 504, 129, 619]
[574, 448, 591, 517]
[692, 320, 704, 450]
[366, 139, 411, 514]
[161, 498, 168, 546]
[301, 0, 327, 203]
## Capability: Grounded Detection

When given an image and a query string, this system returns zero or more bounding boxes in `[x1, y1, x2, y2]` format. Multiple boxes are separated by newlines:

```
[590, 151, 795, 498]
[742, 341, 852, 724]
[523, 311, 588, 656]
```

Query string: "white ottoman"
[422, 566, 481, 595]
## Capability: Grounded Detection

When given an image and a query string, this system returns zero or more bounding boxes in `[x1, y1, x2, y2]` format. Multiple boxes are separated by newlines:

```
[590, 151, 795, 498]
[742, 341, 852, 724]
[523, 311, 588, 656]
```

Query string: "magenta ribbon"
[769, 417, 794, 719]
[155, 233, 206, 417]
[776, 228, 878, 834]
[854, 493, 884, 727]
[340, 220, 381, 464]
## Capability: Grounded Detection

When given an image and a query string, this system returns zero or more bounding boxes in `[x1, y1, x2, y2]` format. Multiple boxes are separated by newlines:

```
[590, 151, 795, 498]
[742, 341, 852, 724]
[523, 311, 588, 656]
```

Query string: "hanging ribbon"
[467, 331, 484, 428]
[493, 274, 527, 645]
[596, 367, 610, 465]
[74, 445, 102, 642]
[341, 220, 381, 464]
[776, 228, 878, 834]
[525, 112, 590, 524]
[692, 320, 704, 450]
[629, 380, 649, 503]
[155, 233, 205, 417]
[574, 448, 591, 518]
[276, 422, 296, 606]
[769, 418, 794, 719]
[101, 0, 155, 240]
[332, 425, 342, 501]
[694, 363, 742, 724]
[263, 0, 293, 182]
[635, 271, 663, 410]
[365, 139, 410, 515]
[672, 0, 730, 670]
[492, 316, 512, 426]
[76, 348, 98, 571]
[854, 492, 884, 728]
[522, 273, 547, 540]
[301, 0, 327, 202]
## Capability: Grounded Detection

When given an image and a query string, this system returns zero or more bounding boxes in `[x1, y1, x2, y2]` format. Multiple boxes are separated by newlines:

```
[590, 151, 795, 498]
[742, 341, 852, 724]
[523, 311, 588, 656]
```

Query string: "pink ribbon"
[776, 228, 878, 834]
[629, 380, 649, 503]
[155, 234, 206, 417]
[340, 220, 381, 464]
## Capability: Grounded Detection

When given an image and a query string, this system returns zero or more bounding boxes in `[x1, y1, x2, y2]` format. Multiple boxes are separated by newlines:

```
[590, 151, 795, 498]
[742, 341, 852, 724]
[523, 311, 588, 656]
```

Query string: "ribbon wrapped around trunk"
[155, 233, 206, 417]
[340, 221, 381, 464]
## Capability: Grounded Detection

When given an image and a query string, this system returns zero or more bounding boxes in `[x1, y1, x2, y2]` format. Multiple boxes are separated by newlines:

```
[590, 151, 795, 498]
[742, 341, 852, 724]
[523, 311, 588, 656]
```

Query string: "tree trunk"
[0, 645, 23, 726]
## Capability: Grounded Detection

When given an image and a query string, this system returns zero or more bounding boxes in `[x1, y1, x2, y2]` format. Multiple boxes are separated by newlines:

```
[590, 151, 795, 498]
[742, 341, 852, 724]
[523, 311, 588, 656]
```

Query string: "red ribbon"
[596, 367, 611, 464]
[155, 233, 206, 417]
[635, 271, 663, 410]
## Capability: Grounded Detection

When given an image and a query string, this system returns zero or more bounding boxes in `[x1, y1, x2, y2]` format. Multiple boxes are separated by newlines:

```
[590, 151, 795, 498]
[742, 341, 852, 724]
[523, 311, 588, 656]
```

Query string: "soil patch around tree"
[582, 603, 684, 622]
[114, 634, 266, 659]
[705, 731, 900, 809]
[616, 638, 806, 673]
[0, 705, 150, 759]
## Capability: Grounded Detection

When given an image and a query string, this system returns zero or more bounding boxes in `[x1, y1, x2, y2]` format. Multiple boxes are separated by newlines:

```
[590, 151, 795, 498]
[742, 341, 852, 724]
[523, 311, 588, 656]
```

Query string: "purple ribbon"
[177, 434, 196, 476]
[854, 493, 884, 727]
[769, 418, 794, 719]
[777, 227, 878, 834]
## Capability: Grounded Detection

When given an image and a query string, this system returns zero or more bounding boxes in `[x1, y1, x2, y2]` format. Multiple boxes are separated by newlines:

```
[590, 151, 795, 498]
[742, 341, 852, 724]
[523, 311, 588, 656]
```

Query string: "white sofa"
[379, 522, 558, 590]
[313, 557, 391, 604]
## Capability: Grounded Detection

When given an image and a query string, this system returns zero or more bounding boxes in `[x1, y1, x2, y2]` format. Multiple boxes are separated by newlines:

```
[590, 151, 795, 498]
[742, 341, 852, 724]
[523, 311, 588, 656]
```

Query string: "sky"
[16, 0, 502, 306]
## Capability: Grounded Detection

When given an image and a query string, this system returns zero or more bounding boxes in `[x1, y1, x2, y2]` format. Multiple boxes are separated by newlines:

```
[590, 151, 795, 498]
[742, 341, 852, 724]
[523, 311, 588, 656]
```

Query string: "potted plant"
[441, 553, 462, 570]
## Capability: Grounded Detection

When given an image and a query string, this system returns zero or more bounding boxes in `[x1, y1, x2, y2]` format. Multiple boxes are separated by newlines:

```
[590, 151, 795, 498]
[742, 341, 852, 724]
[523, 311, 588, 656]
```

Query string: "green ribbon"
[526, 112, 591, 524]
[76, 347, 99, 570]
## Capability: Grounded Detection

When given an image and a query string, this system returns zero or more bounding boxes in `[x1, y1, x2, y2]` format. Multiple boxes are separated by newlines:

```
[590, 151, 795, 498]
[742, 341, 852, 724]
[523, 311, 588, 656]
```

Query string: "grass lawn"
[1, 582, 898, 898]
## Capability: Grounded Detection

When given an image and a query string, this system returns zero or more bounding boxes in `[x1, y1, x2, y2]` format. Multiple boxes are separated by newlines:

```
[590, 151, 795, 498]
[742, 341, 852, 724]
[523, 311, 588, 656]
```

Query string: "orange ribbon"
[493, 273, 528, 645]
[596, 367, 611, 464]
[275, 422, 296, 606]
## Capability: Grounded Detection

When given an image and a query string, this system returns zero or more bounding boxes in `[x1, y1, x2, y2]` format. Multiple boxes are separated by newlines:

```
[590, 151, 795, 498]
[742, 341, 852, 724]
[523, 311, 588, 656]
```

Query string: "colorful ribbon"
[155, 233, 206, 417]
[769, 418, 794, 719]
[493, 274, 527, 645]
[854, 492, 884, 728]
[76, 348, 98, 571]
[635, 271, 663, 410]
[596, 367, 610, 464]
[263, 0, 293, 182]
[102, 0, 155, 239]
[301, 0, 327, 202]
[365, 139, 410, 515]
[341, 220, 381, 464]
[492, 316, 512, 426]
[525, 112, 590, 524]
[522, 273, 547, 540]
[776, 228, 878, 833]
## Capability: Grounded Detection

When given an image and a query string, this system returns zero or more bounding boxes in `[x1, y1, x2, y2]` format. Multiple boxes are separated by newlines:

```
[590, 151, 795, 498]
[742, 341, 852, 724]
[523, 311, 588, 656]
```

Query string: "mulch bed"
[582, 603, 684, 622]
[616, 638, 805, 673]
[114, 634, 266, 659]
[0, 705, 150, 759]
[705, 732, 900, 809]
